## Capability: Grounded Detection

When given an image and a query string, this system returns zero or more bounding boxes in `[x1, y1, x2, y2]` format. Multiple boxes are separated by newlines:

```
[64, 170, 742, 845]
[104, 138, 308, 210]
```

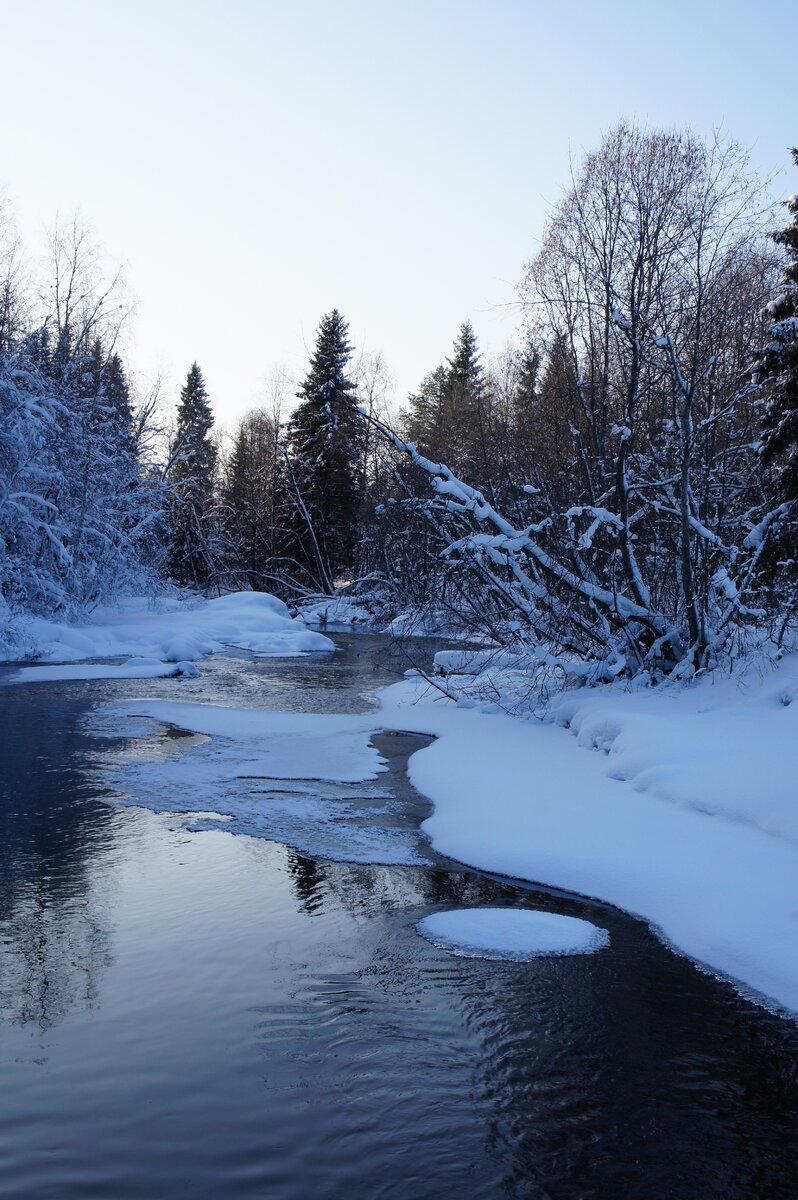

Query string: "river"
[1, 631, 797, 1199]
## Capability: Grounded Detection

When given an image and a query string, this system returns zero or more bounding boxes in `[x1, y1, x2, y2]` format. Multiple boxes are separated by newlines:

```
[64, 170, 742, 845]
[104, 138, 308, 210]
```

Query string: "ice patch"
[417, 907, 609, 959]
[90, 702, 433, 866]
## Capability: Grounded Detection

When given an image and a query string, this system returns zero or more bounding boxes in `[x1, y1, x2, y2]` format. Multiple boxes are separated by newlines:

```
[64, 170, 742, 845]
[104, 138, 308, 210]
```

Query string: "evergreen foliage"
[284, 310, 363, 587]
[223, 408, 279, 588]
[760, 150, 798, 506]
[0, 333, 161, 626]
[169, 362, 219, 588]
[404, 364, 450, 461]
[1, 127, 795, 677]
[373, 128, 787, 674]
[404, 321, 489, 479]
[447, 319, 484, 396]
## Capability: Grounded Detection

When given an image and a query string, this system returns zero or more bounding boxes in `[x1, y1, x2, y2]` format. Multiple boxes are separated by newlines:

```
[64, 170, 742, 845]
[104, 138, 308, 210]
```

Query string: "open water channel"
[1, 631, 797, 1199]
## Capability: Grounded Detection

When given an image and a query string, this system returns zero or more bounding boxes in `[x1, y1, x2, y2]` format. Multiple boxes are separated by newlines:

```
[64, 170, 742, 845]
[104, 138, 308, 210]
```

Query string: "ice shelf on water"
[89, 702, 435, 867]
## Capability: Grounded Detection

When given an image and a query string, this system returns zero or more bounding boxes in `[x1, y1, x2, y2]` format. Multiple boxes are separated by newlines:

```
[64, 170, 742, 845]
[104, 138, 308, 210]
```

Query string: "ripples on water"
[1, 632, 797, 1199]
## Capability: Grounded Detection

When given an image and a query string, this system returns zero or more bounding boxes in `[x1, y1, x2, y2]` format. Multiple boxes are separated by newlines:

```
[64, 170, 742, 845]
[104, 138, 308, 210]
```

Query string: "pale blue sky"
[1, 0, 794, 427]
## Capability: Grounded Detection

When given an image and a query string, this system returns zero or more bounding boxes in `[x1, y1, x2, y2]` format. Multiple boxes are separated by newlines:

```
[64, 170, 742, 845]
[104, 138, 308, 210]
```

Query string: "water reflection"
[0, 693, 115, 1028]
[282, 854, 798, 1199]
[1, 645, 797, 1198]
[285, 850, 326, 915]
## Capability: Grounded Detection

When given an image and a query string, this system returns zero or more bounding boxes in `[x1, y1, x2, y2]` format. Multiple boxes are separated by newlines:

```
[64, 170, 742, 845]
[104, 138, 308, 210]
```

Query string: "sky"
[0, 0, 795, 430]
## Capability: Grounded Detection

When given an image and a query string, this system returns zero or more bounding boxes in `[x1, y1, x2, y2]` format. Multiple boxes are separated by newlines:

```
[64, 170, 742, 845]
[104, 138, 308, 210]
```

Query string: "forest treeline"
[1, 126, 796, 678]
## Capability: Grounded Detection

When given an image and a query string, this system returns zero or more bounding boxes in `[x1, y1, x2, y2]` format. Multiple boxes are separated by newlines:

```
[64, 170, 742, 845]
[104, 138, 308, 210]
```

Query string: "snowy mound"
[6, 657, 183, 684]
[298, 595, 384, 627]
[417, 907, 609, 960]
[5, 590, 335, 664]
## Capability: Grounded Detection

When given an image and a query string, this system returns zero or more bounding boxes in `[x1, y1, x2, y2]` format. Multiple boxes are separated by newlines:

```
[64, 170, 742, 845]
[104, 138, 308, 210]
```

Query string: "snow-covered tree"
[0, 338, 163, 624]
[168, 362, 219, 588]
[283, 310, 363, 589]
[373, 128, 779, 678]
[759, 152, 798, 552]
[512, 126, 778, 673]
[0, 210, 164, 634]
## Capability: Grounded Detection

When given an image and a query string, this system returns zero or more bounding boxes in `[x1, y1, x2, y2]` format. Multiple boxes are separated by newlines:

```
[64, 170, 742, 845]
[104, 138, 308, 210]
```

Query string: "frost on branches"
[0, 219, 164, 645]
[366, 133, 796, 680]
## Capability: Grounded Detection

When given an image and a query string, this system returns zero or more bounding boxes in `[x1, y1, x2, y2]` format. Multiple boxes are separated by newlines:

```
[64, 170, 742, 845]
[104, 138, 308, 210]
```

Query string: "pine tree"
[224, 408, 278, 587]
[404, 322, 488, 478]
[284, 310, 363, 587]
[447, 319, 484, 397]
[511, 336, 540, 424]
[169, 362, 218, 588]
[509, 334, 541, 474]
[404, 364, 450, 461]
[104, 352, 135, 446]
[761, 150, 798, 508]
[446, 320, 489, 479]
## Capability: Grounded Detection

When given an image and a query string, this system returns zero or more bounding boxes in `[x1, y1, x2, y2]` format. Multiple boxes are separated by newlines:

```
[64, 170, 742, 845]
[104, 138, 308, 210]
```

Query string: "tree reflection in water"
[0, 692, 115, 1029]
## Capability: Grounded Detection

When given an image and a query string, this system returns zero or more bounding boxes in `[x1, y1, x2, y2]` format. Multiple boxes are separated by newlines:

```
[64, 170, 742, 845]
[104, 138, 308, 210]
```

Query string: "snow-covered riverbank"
[378, 664, 798, 1017]
[0, 591, 333, 673]
[5, 591, 796, 1016]
[100, 650, 798, 1016]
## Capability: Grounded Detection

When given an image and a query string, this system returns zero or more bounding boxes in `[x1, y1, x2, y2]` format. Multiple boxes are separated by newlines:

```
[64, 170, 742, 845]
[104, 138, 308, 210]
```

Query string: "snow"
[297, 594, 388, 627]
[88, 702, 432, 866]
[86, 645, 798, 1017]
[434, 649, 502, 675]
[417, 908, 609, 959]
[4, 657, 187, 684]
[1, 590, 335, 664]
[552, 667, 798, 846]
[378, 665, 798, 1016]
[105, 699, 384, 783]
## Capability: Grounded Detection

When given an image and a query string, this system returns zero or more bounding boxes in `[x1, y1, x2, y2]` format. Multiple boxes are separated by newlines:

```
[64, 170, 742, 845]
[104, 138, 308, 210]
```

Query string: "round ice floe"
[417, 907, 609, 960]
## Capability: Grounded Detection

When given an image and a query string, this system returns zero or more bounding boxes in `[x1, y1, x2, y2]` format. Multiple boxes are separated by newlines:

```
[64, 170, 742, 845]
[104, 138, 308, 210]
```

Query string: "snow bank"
[551, 661, 798, 847]
[378, 666, 798, 1016]
[417, 908, 609, 959]
[5, 657, 185, 684]
[1, 591, 335, 664]
[297, 594, 387, 627]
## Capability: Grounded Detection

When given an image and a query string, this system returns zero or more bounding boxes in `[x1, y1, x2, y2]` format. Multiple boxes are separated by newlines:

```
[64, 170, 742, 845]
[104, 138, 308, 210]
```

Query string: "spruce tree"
[404, 322, 487, 477]
[446, 320, 487, 479]
[510, 334, 541, 473]
[169, 362, 218, 588]
[224, 409, 278, 586]
[761, 150, 798, 508]
[284, 310, 363, 587]
[447, 320, 484, 397]
[404, 364, 450, 461]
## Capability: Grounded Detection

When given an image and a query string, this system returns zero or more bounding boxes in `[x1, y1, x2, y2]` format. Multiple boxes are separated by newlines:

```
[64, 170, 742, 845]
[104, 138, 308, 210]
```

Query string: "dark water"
[1, 633, 797, 1199]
